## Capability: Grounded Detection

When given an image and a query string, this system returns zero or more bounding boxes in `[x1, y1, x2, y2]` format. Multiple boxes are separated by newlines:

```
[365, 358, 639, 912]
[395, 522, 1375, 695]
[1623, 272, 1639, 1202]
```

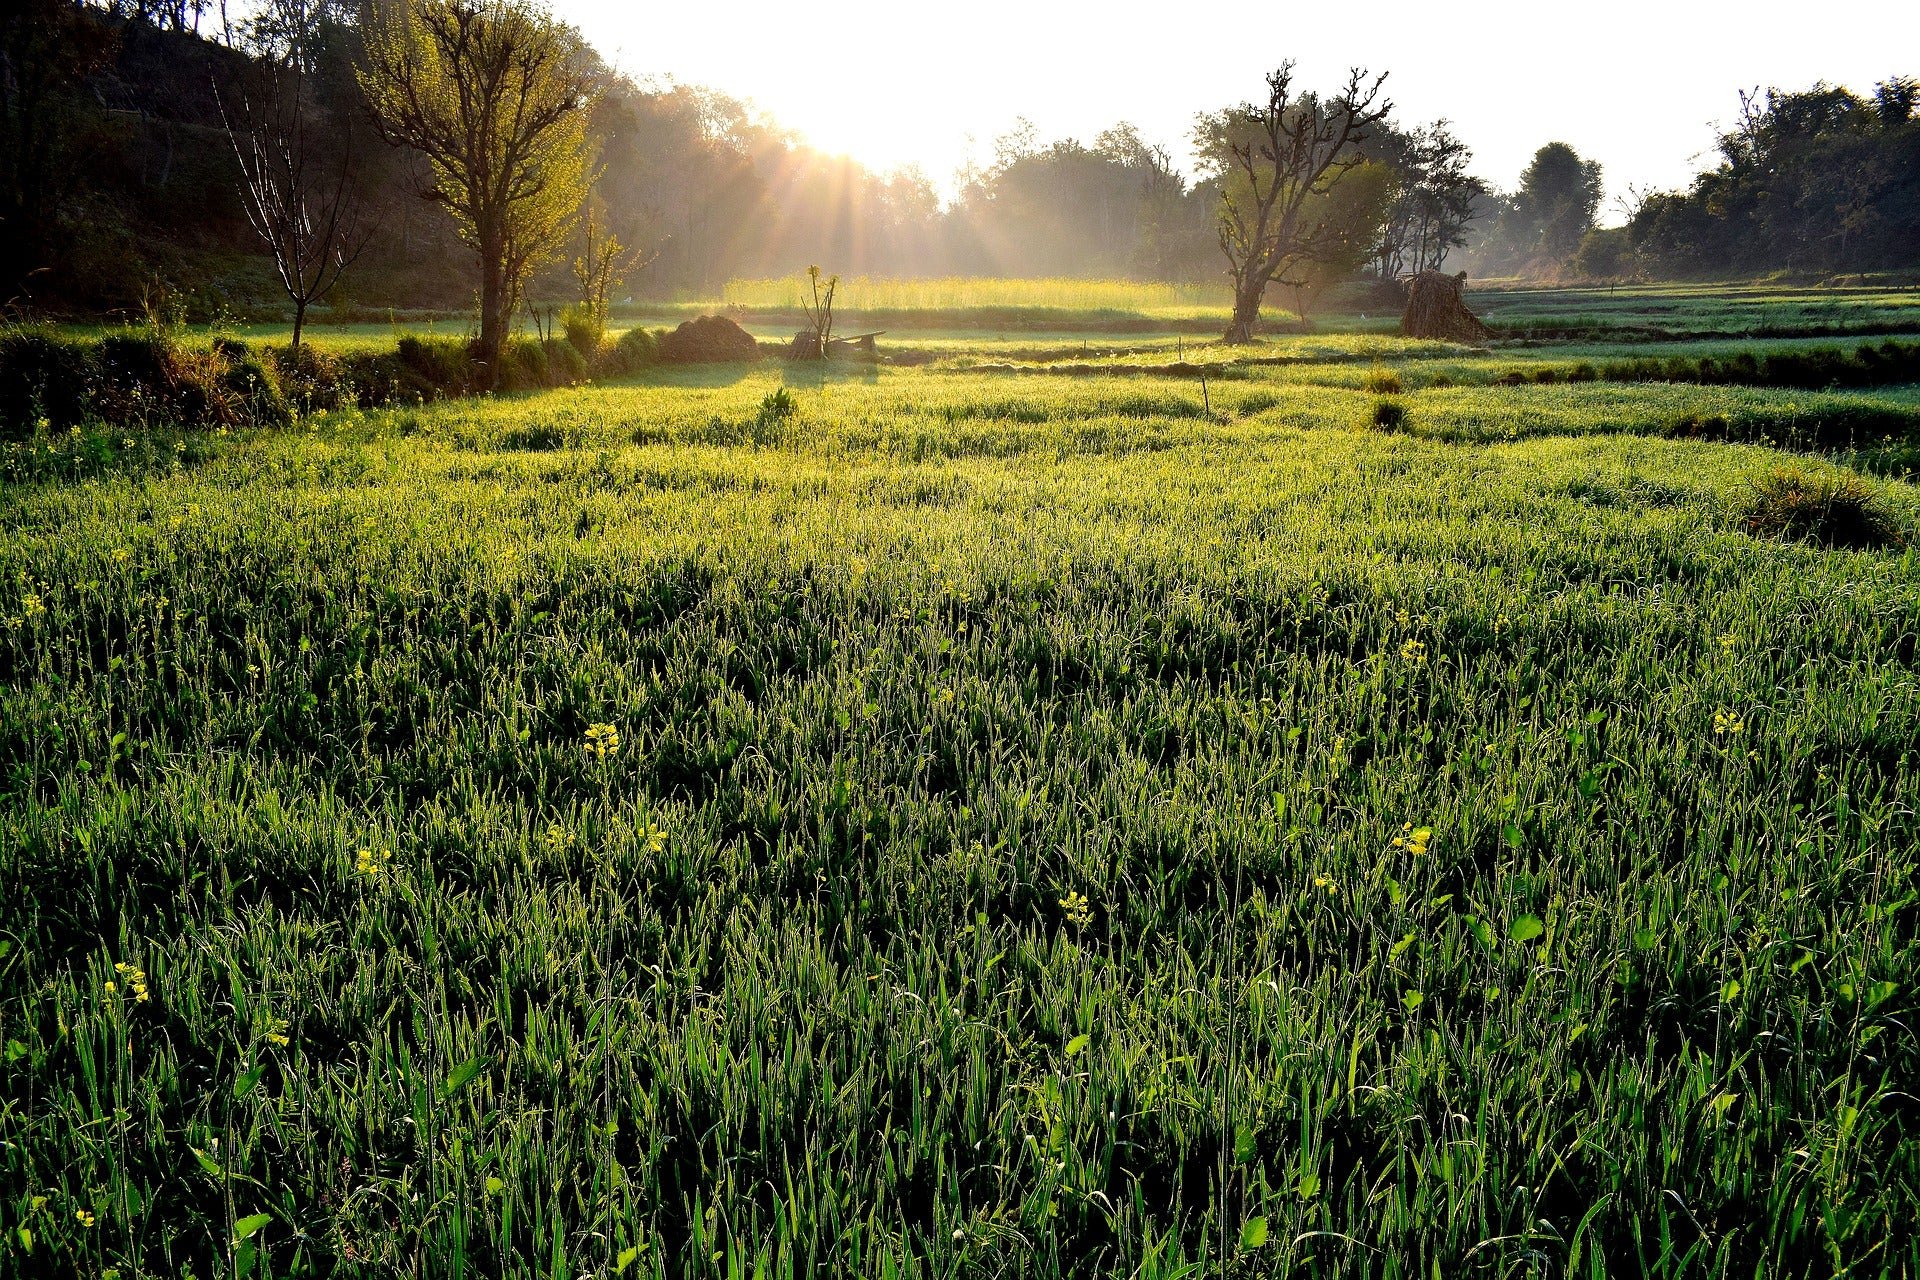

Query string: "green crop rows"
[4, 297, 1920, 1277]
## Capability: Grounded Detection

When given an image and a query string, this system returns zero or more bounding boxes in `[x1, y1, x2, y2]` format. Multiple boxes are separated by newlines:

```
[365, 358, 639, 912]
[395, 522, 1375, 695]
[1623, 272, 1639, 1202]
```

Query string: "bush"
[1371, 398, 1407, 430]
[269, 344, 349, 413]
[0, 330, 97, 437]
[499, 338, 550, 392]
[543, 338, 587, 386]
[341, 351, 413, 407]
[397, 336, 480, 397]
[595, 326, 660, 377]
[214, 339, 291, 428]
[95, 332, 248, 430]
[1363, 366, 1402, 395]
[562, 305, 602, 358]
[1742, 465, 1904, 549]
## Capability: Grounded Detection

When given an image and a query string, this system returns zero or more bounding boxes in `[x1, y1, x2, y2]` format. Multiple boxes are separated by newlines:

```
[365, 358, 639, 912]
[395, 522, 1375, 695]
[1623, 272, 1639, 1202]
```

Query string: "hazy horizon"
[567, 0, 1919, 220]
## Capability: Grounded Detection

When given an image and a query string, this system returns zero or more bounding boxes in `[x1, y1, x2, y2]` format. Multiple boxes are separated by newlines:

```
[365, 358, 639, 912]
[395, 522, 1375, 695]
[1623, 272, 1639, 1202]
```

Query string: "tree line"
[2, 0, 1914, 348]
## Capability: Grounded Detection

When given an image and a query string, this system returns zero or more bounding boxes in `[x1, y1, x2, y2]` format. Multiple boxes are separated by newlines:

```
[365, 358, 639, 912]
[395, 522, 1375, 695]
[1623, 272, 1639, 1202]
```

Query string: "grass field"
[5, 286, 1920, 1277]
[1470, 282, 1920, 340]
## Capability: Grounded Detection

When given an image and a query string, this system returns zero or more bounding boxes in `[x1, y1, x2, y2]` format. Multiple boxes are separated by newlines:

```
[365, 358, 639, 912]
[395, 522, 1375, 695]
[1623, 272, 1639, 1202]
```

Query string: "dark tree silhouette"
[1196, 63, 1390, 343]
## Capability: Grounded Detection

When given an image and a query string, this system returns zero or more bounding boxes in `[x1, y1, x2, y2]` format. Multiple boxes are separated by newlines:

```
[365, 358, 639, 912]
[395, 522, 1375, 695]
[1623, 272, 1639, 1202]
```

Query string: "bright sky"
[566, 0, 1917, 220]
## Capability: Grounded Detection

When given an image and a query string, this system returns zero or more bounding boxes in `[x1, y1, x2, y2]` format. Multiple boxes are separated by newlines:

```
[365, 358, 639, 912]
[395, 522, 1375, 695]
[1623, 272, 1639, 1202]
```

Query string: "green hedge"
[0, 326, 669, 439]
[1496, 340, 1920, 390]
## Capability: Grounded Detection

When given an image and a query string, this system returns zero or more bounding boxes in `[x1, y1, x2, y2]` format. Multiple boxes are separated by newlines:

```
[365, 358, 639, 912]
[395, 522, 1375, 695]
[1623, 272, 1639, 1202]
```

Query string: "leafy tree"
[1510, 142, 1603, 266]
[358, 0, 591, 374]
[1632, 78, 1919, 275]
[1367, 120, 1484, 279]
[1572, 225, 1634, 281]
[1193, 63, 1390, 343]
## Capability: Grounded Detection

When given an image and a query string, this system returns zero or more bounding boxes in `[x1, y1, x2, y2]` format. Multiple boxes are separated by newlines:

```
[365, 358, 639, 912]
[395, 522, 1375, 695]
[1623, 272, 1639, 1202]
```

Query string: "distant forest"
[4, 0, 1917, 319]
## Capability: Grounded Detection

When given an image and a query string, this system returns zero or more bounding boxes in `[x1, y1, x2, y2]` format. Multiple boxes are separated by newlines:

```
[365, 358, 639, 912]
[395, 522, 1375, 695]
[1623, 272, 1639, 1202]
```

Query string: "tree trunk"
[291, 299, 306, 351]
[477, 241, 509, 379]
[1222, 278, 1263, 344]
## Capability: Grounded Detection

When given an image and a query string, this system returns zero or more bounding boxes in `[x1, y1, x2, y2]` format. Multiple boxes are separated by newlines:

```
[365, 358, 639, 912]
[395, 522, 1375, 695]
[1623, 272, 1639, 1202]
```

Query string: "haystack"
[658, 315, 762, 363]
[1400, 271, 1491, 342]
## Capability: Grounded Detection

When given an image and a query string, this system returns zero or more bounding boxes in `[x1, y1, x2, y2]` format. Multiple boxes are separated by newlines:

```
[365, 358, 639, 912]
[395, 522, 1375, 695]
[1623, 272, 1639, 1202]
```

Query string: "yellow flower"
[1493, 614, 1511, 635]
[1399, 638, 1427, 664]
[1058, 890, 1094, 930]
[111, 547, 131, 564]
[111, 961, 150, 1003]
[264, 1015, 291, 1048]
[75, 1209, 94, 1228]
[1717, 632, 1737, 651]
[544, 824, 573, 852]
[354, 847, 393, 878]
[1713, 709, 1745, 736]
[1391, 822, 1433, 855]
[21, 593, 44, 619]
[583, 722, 621, 760]
[642, 824, 669, 854]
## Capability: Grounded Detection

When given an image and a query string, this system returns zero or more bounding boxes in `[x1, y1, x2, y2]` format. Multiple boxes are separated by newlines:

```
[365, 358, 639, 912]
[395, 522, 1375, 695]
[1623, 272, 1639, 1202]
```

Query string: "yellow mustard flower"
[1058, 891, 1094, 930]
[583, 722, 621, 760]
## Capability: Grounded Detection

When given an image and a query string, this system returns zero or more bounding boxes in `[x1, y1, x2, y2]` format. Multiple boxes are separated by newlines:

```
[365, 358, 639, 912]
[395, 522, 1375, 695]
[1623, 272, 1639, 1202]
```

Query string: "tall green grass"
[2, 346, 1918, 1278]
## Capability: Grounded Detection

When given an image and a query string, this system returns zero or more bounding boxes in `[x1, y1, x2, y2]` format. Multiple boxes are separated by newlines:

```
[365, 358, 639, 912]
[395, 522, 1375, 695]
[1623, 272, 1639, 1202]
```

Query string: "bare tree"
[570, 202, 651, 346]
[216, 9, 370, 349]
[1195, 63, 1390, 343]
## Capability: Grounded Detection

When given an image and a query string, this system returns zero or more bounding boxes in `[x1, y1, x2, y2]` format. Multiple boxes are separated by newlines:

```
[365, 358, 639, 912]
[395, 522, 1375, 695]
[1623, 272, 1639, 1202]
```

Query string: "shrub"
[1371, 397, 1407, 430]
[542, 338, 587, 386]
[269, 344, 349, 413]
[594, 326, 660, 377]
[1741, 465, 1904, 549]
[0, 330, 97, 437]
[214, 339, 291, 428]
[1362, 366, 1401, 395]
[341, 351, 412, 407]
[562, 304, 602, 358]
[397, 336, 480, 397]
[95, 332, 248, 430]
[499, 338, 550, 391]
